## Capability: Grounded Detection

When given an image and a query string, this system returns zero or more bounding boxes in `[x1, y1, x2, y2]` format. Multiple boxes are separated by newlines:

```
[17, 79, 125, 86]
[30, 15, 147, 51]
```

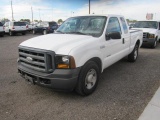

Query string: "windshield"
[133, 21, 158, 29]
[56, 16, 107, 37]
[14, 22, 26, 26]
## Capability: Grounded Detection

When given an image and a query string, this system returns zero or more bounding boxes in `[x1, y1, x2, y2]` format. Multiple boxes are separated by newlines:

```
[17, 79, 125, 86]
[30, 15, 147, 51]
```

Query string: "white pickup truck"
[132, 20, 160, 48]
[17, 15, 143, 95]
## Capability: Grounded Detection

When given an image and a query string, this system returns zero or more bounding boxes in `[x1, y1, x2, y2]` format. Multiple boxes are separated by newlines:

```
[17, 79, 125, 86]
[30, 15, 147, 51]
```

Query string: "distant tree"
[126, 19, 137, 23]
[58, 19, 63, 24]
[34, 20, 38, 22]
[0, 18, 10, 24]
[20, 19, 30, 23]
[39, 20, 42, 22]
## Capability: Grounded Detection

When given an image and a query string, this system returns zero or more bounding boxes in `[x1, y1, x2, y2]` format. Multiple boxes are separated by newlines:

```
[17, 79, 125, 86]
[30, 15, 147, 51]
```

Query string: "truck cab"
[132, 20, 160, 48]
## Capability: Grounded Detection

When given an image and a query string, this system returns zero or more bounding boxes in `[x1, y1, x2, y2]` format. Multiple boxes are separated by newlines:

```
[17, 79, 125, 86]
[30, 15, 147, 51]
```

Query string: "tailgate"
[14, 22, 26, 31]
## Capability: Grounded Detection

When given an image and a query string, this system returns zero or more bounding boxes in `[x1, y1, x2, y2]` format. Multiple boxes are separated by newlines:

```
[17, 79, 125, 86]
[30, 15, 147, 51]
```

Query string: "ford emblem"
[26, 57, 33, 62]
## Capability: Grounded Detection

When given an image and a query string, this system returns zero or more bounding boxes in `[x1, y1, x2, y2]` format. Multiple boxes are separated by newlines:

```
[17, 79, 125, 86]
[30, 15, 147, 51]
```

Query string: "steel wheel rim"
[154, 41, 157, 47]
[44, 30, 46, 34]
[85, 69, 97, 90]
[134, 47, 138, 60]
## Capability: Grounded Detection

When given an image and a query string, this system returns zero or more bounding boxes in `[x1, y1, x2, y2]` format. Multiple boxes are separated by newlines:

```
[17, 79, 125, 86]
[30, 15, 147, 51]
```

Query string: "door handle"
[122, 38, 125, 44]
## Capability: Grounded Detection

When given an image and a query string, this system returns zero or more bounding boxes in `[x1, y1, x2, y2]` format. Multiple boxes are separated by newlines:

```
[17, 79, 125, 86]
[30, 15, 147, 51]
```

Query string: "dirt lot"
[0, 33, 160, 120]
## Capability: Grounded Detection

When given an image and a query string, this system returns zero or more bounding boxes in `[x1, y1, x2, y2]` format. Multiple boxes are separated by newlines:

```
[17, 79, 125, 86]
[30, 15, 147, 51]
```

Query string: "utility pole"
[89, 0, 90, 14]
[31, 6, 33, 23]
[11, 0, 14, 21]
[39, 9, 41, 21]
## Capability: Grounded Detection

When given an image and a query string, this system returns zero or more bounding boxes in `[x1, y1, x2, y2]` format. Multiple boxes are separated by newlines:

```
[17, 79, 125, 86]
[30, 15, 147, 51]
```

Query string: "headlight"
[148, 34, 155, 39]
[55, 55, 76, 69]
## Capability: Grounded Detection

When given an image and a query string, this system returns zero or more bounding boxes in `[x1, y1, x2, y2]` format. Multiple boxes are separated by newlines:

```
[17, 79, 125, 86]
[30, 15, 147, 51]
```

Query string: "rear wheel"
[128, 44, 139, 62]
[76, 61, 100, 96]
[43, 30, 47, 35]
[33, 30, 36, 34]
[22, 32, 26, 35]
[9, 31, 13, 36]
[0, 33, 4, 37]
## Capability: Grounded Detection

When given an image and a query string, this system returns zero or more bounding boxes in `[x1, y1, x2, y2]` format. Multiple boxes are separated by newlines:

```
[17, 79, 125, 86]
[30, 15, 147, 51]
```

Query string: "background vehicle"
[132, 21, 160, 48]
[4, 21, 27, 36]
[33, 21, 58, 35]
[0, 22, 5, 37]
[17, 15, 143, 95]
[25, 22, 33, 32]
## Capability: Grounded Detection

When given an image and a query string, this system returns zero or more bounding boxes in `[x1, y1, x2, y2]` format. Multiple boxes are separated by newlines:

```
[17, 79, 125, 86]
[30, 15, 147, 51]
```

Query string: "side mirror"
[105, 32, 121, 40]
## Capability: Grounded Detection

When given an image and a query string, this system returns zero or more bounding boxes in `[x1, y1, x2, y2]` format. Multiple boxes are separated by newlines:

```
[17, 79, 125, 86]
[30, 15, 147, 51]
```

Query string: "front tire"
[43, 30, 47, 35]
[151, 40, 157, 49]
[128, 44, 139, 62]
[76, 61, 100, 96]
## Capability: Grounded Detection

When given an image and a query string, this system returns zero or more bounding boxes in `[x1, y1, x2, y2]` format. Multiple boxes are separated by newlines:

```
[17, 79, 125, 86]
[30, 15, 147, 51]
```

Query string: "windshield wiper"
[56, 31, 64, 34]
[67, 32, 89, 35]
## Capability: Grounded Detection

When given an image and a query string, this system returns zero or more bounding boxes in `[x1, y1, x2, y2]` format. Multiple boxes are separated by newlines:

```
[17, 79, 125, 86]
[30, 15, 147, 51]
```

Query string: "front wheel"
[151, 40, 157, 49]
[76, 61, 100, 96]
[43, 30, 47, 35]
[128, 44, 139, 62]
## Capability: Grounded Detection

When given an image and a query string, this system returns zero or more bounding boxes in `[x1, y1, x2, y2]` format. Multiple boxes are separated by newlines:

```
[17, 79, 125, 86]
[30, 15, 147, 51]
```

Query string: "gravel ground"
[0, 33, 160, 120]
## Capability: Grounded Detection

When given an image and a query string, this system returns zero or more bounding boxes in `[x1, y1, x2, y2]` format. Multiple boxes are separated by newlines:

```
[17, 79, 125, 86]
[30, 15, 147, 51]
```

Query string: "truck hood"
[20, 34, 95, 55]
[133, 28, 157, 34]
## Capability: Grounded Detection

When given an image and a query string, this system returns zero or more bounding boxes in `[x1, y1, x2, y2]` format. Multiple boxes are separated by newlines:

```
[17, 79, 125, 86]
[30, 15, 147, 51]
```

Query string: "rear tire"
[22, 32, 26, 35]
[76, 61, 100, 96]
[128, 44, 139, 62]
[0, 34, 4, 37]
[33, 30, 36, 34]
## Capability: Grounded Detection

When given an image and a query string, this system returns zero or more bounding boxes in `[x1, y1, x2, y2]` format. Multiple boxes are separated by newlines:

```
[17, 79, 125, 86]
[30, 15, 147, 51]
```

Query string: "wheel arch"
[136, 39, 140, 47]
[82, 57, 102, 73]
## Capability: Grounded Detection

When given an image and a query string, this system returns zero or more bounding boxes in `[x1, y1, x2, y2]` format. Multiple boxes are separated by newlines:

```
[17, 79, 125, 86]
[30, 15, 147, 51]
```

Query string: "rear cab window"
[14, 22, 26, 26]
[120, 17, 128, 34]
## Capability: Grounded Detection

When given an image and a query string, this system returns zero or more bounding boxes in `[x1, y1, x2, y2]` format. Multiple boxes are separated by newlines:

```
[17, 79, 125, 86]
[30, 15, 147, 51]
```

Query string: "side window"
[120, 17, 128, 34]
[106, 17, 121, 34]
[5, 22, 9, 27]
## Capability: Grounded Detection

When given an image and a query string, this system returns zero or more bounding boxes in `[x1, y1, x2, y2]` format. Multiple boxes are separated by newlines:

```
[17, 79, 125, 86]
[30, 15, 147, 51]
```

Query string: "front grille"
[143, 32, 148, 38]
[18, 47, 54, 73]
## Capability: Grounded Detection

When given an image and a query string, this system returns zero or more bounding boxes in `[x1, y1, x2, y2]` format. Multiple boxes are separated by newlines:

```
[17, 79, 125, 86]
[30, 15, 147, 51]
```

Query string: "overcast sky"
[0, 0, 160, 21]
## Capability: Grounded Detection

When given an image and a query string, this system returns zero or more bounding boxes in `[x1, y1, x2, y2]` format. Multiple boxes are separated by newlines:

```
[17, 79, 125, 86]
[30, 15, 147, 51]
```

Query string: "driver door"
[101, 17, 124, 69]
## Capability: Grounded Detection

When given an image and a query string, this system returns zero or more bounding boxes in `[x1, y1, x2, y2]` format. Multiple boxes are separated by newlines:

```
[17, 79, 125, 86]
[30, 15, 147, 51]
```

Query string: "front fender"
[71, 49, 103, 71]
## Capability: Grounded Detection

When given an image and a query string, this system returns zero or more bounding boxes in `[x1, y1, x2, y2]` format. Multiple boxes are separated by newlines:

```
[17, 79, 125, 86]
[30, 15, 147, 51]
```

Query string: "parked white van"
[4, 21, 27, 36]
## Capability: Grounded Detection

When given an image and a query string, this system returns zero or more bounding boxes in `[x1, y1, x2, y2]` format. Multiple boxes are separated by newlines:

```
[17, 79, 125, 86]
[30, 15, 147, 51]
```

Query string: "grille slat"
[18, 47, 54, 73]
[21, 62, 46, 72]
[19, 57, 45, 67]
[143, 32, 148, 38]
[19, 52, 45, 60]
